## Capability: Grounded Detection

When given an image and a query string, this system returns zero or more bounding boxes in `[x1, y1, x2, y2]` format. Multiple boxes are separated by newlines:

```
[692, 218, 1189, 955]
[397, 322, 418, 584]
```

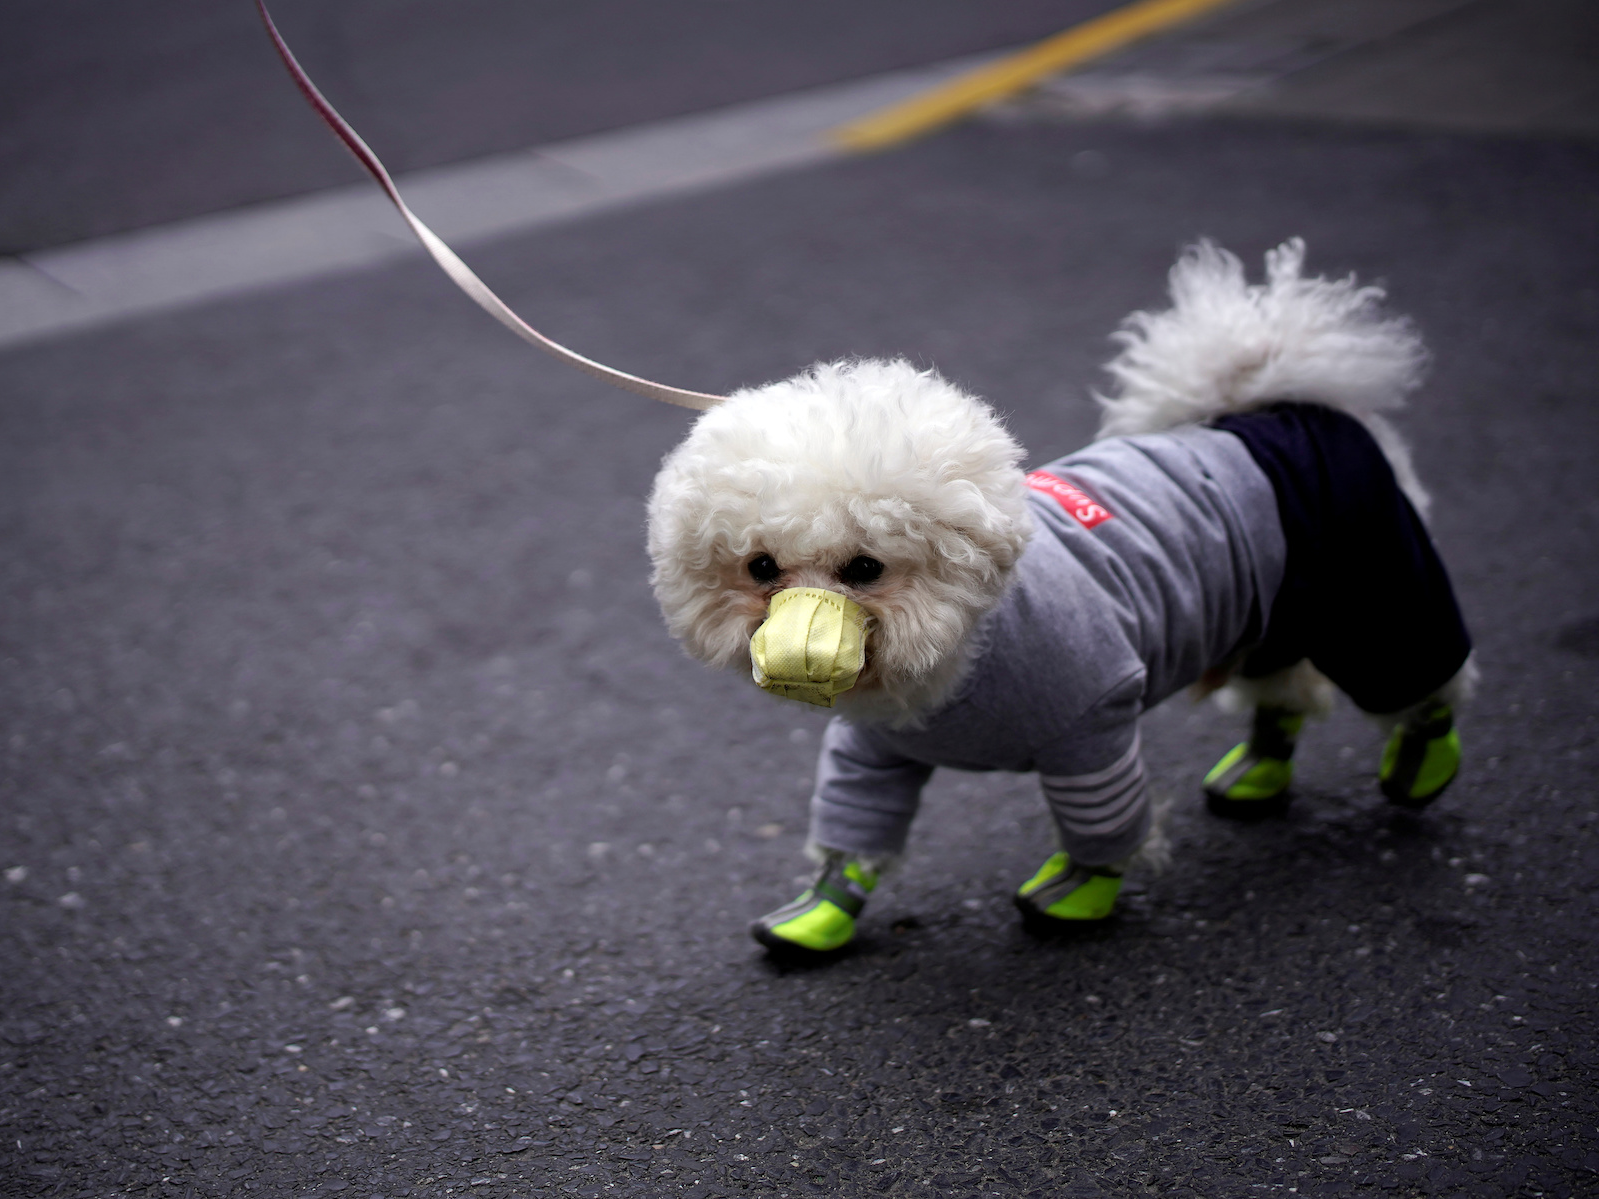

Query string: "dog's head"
[646, 359, 1031, 724]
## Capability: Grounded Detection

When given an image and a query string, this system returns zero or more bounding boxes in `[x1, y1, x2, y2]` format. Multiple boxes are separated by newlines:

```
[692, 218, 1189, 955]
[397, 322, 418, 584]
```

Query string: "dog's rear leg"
[1202, 660, 1334, 818]
[1372, 654, 1477, 808]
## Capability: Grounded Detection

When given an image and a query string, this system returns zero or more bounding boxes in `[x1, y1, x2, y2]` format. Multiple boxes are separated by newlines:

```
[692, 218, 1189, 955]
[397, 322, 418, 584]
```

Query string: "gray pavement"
[4, 4, 1599, 1199]
[998, 0, 1599, 135]
[1225, 0, 1599, 136]
[0, 0, 1117, 255]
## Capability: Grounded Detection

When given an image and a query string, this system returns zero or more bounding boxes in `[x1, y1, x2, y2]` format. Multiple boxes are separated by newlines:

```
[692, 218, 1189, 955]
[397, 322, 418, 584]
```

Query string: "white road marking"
[0, 53, 1000, 351]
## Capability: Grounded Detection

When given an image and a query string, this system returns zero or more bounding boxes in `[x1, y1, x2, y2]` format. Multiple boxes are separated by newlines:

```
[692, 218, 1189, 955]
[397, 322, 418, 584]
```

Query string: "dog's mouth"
[748, 587, 869, 708]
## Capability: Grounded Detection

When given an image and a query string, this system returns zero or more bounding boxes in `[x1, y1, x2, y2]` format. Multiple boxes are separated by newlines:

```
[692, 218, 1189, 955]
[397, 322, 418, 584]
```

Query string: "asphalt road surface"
[4, 5, 1599, 1199]
[0, 0, 1117, 254]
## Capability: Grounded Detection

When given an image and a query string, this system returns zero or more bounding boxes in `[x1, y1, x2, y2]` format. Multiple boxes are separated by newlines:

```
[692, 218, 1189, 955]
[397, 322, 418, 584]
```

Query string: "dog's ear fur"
[646, 359, 1030, 719]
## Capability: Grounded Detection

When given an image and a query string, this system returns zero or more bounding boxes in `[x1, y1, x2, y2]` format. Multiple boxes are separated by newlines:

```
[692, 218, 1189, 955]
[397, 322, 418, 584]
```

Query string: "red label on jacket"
[1026, 470, 1114, 529]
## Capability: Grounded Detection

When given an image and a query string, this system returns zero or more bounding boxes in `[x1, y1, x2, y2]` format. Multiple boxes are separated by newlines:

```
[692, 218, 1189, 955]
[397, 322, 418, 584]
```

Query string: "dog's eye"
[747, 554, 781, 583]
[838, 555, 884, 586]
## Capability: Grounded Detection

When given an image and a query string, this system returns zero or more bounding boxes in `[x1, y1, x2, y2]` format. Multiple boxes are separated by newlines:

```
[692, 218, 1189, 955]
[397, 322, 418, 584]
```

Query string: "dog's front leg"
[750, 718, 932, 955]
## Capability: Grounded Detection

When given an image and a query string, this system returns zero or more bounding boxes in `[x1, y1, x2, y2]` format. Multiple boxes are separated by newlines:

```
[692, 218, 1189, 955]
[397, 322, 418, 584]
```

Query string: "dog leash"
[255, 0, 725, 411]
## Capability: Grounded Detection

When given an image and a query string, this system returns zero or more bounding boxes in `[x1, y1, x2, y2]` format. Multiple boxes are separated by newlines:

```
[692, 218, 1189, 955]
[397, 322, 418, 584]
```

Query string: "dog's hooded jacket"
[804, 238, 1464, 869]
[811, 423, 1285, 866]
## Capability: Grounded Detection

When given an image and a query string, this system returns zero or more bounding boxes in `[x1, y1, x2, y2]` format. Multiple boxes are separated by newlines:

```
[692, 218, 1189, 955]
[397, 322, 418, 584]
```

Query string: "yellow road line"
[831, 0, 1245, 152]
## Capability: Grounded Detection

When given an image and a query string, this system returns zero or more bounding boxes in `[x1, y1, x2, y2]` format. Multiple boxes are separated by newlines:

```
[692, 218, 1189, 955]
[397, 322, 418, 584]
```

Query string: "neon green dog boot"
[751, 858, 876, 955]
[1380, 701, 1461, 808]
[1013, 852, 1123, 928]
[1203, 706, 1304, 818]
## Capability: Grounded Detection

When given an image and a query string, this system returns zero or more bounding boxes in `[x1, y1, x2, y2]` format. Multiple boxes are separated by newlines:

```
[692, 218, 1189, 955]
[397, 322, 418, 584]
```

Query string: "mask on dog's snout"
[749, 587, 868, 707]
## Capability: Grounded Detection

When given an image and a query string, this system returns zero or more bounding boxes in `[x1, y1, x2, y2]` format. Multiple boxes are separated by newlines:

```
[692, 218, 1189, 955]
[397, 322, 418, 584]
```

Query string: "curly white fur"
[649, 242, 1463, 894]
[647, 359, 1031, 725]
[648, 243, 1441, 730]
[1096, 238, 1432, 517]
[1211, 658, 1340, 719]
[1101, 240, 1455, 719]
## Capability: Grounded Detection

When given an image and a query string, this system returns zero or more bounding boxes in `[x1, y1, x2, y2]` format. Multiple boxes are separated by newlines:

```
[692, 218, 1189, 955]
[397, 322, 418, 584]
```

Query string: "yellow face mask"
[749, 587, 869, 707]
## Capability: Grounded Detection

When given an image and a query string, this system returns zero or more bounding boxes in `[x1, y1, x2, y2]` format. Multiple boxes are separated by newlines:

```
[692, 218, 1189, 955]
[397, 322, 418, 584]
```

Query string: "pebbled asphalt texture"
[3, 115, 1599, 1196]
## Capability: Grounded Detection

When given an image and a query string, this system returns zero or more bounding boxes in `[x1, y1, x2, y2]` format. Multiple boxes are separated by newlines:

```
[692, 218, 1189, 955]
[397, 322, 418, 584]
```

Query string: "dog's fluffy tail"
[1096, 238, 1431, 515]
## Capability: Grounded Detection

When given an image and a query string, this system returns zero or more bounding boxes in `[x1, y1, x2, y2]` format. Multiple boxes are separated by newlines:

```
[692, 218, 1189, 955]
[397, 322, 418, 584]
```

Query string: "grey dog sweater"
[810, 424, 1286, 866]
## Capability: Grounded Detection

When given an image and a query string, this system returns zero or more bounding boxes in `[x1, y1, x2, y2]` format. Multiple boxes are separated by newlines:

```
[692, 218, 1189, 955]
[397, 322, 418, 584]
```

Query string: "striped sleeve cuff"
[1040, 733, 1149, 847]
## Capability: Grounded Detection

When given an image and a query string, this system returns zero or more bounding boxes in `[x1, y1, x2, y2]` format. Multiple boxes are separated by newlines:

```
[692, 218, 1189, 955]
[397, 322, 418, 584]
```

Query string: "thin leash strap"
[255, 0, 724, 412]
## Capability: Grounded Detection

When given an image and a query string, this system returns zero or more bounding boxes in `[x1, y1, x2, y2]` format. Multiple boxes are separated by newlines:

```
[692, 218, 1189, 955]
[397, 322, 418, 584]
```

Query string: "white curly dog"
[646, 239, 1475, 955]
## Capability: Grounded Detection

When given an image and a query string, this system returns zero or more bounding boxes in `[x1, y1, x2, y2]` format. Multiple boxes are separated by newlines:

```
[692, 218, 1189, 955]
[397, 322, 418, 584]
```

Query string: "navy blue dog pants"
[1213, 403, 1471, 715]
